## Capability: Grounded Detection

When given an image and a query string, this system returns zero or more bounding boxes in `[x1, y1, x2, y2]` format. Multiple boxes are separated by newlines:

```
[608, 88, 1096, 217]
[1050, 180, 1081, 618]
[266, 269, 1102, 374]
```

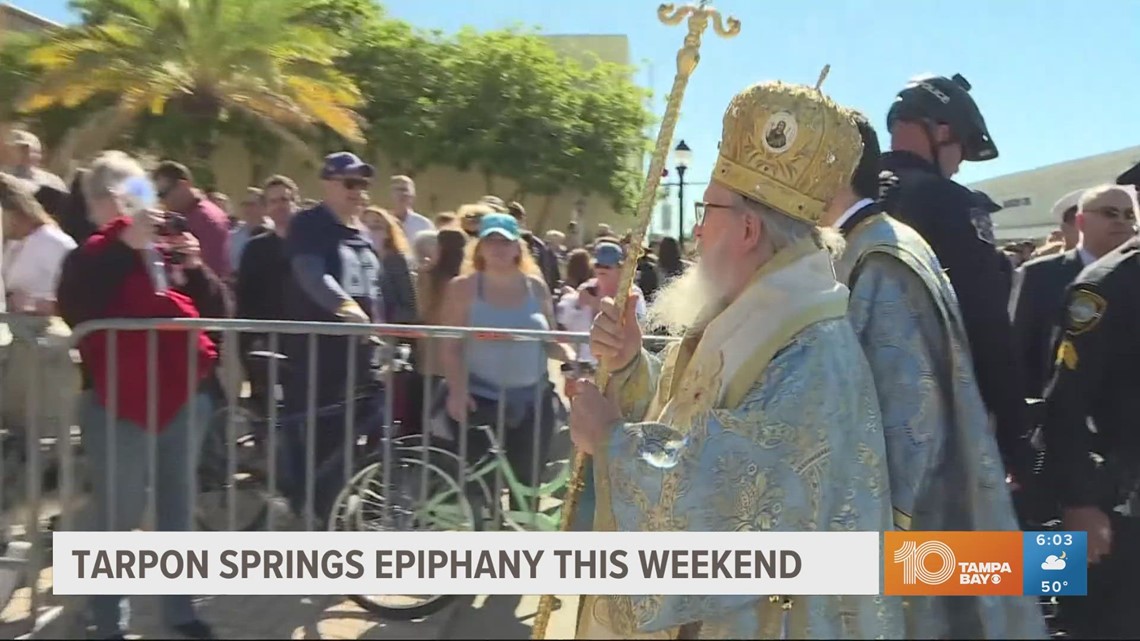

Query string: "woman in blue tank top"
[438, 212, 574, 484]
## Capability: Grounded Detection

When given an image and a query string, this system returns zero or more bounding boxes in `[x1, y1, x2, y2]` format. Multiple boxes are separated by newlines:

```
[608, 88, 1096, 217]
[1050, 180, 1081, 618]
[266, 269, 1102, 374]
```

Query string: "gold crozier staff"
[529, 2, 739, 640]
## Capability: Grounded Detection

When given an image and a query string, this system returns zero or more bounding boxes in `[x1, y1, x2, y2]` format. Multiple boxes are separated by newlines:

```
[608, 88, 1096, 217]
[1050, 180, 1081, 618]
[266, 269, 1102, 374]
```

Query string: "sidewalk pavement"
[4, 588, 581, 639]
[443, 594, 579, 640]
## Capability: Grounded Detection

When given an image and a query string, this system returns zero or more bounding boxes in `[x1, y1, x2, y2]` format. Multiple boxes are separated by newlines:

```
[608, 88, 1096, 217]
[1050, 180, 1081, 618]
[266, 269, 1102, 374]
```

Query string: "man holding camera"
[152, 160, 232, 281]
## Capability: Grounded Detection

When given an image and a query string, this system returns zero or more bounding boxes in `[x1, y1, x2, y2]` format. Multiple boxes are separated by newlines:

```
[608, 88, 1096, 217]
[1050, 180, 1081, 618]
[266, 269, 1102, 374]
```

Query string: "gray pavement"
[0, 361, 584, 639]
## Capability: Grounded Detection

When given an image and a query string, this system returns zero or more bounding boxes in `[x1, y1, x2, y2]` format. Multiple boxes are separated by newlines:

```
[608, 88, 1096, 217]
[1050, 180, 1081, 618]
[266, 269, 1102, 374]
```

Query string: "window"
[1002, 197, 1031, 208]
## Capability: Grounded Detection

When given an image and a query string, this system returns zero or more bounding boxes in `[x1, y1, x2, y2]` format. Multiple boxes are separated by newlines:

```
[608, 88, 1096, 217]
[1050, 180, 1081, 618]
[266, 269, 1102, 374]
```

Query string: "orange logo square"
[883, 531, 1023, 596]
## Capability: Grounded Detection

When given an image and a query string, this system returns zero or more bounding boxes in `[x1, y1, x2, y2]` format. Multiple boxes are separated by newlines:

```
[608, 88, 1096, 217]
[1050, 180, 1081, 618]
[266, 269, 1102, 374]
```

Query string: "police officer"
[1042, 190, 1140, 637]
[880, 73, 1028, 476]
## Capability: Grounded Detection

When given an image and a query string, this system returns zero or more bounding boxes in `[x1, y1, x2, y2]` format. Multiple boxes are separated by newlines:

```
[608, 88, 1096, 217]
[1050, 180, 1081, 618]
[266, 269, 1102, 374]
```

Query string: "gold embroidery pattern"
[664, 351, 725, 433]
[590, 319, 907, 639]
[840, 218, 1047, 639]
[711, 451, 785, 531]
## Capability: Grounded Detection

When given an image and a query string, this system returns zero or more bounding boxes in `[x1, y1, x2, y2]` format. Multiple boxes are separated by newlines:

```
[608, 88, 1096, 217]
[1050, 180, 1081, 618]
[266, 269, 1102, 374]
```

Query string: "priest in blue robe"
[568, 81, 905, 640]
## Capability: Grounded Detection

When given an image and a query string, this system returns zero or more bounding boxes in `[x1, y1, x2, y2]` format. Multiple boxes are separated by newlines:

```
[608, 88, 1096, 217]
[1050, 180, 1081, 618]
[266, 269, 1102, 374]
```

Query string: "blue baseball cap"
[320, 151, 374, 180]
[478, 212, 520, 241]
[593, 241, 625, 267]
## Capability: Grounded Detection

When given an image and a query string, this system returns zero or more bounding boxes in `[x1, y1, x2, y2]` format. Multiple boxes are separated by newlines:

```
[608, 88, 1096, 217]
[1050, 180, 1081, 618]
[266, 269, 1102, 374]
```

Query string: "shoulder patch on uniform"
[1065, 289, 1107, 335]
[969, 209, 995, 245]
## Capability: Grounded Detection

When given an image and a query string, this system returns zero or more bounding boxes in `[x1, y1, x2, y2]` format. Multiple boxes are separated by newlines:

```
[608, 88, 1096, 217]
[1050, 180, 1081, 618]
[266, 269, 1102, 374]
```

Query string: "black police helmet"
[970, 190, 1002, 214]
[886, 73, 998, 162]
[1117, 159, 1140, 188]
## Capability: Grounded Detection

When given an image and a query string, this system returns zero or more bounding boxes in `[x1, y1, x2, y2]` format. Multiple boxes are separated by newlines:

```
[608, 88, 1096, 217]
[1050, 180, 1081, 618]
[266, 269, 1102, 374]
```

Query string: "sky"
[14, 0, 1140, 235]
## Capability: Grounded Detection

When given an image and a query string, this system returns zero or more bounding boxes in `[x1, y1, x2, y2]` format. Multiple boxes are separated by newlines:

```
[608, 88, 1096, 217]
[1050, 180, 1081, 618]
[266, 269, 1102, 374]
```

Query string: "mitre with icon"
[711, 77, 863, 224]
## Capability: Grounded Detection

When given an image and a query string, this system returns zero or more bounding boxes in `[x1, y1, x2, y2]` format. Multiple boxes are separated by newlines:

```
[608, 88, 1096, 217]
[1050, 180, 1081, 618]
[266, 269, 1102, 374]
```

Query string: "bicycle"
[196, 347, 417, 532]
[327, 387, 571, 620]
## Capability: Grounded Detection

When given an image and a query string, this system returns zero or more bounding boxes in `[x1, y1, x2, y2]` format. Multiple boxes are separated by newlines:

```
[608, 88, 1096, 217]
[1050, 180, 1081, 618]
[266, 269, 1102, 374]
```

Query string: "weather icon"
[1042, 552, 1067, 571]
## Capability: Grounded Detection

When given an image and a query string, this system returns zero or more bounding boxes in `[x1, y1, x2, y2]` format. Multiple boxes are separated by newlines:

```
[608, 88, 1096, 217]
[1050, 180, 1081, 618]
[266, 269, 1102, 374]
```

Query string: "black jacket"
[880, 151, 1028, 470]
[1043, 236, 1140, 509]
[378, 252, 418, 324]
[523, 232, 561, 293]
[236, 231, 290, 322]
[1010, 249, 1086, 398]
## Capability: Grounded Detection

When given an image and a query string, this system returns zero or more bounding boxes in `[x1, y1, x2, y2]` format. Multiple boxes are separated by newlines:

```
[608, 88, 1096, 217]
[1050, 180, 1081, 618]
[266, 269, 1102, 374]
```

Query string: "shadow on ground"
[443, 595, 531, 640]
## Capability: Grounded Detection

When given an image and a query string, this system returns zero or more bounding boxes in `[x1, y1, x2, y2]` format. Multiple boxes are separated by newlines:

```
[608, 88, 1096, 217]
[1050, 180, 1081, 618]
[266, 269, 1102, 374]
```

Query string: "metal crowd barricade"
[0, 313, 676, 637]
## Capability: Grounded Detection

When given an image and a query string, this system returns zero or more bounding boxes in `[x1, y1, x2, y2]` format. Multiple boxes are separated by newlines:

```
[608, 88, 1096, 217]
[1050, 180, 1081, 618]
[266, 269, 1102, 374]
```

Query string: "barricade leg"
[154, 392, 212, 627]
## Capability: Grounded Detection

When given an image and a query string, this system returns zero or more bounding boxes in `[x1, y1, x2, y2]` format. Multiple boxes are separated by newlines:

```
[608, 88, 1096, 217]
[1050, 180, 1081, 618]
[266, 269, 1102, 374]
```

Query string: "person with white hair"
[56, 150, 230, 640]
[3, 129, 66, 192]
[411, 228, 439, 270]
[570, 81, 901, 639]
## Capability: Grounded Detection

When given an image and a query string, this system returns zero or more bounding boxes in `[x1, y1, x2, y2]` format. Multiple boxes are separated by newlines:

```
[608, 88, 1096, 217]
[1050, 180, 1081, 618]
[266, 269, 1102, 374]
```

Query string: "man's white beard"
[645, 249, 731, 336]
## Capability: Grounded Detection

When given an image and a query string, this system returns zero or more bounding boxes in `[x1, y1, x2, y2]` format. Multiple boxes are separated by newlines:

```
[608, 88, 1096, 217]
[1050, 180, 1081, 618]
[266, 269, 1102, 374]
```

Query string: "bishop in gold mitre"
[567, 81, 906, 639]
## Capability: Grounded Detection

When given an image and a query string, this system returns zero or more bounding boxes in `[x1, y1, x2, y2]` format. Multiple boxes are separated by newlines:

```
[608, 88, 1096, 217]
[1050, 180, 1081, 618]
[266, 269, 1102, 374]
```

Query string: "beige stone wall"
[207, 136, 628, 236]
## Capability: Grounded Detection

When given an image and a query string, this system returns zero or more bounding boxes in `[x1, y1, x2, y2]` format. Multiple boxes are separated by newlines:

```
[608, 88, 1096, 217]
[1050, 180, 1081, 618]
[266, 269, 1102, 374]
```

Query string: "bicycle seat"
[247, 350, 289, 363]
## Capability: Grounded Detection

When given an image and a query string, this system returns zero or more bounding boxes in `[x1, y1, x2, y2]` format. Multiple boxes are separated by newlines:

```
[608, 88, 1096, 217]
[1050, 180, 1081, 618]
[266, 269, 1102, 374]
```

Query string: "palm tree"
[16, 0, 366, 173]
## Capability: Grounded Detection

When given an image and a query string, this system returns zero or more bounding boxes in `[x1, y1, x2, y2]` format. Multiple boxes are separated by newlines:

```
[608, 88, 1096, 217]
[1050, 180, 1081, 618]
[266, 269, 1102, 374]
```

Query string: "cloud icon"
[1042, 555, 1067, 571]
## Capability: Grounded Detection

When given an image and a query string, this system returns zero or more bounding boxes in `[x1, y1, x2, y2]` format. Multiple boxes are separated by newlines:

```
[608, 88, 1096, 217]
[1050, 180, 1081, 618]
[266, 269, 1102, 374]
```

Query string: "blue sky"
[15, 0, 1140, 234]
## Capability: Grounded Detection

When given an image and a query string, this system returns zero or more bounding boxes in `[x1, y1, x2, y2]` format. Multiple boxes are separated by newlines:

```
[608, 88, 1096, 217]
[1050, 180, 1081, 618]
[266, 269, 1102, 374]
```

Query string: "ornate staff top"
[531, 3, 739, 640]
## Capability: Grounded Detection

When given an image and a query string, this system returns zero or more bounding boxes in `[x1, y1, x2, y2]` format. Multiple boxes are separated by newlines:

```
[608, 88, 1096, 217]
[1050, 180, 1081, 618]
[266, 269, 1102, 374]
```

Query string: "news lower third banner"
[51, 531, 1087, 597]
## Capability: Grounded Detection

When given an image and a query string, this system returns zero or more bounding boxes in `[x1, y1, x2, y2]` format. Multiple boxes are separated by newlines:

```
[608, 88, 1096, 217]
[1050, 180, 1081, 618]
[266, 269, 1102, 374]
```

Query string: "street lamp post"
[674, 139, 693, 244]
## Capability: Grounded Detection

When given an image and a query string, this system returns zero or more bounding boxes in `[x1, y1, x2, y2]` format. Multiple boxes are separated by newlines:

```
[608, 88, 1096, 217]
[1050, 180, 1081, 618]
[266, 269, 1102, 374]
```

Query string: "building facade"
[969, 144, 1140, 241]
[0, 2, 60, 34]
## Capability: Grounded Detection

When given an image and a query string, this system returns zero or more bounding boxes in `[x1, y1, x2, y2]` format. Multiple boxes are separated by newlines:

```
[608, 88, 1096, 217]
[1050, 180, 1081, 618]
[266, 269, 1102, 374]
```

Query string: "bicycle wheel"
[330, 449, 480, 620]
[196, 405, 271, 532]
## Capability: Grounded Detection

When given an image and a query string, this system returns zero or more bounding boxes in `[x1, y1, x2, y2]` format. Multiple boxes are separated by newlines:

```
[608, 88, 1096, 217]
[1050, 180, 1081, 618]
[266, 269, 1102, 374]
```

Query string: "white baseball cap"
[1051, 189, 1084, 223]
[6, 129, 42, 153]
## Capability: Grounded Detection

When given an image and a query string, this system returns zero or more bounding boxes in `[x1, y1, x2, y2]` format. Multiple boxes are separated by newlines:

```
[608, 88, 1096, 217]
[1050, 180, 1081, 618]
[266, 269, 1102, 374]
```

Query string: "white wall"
[968, 145, 1140, 241]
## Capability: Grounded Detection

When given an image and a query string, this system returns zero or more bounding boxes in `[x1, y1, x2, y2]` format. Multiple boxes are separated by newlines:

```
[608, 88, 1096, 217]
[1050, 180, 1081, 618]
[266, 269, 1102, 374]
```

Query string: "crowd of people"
[0, 129, 691, 638]
[1, 66, 1139, 639]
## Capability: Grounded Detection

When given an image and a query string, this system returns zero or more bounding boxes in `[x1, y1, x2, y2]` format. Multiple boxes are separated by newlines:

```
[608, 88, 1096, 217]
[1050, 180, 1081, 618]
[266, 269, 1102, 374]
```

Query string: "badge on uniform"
[969, 209, 995, 245]
[1065, 289, 1107, 335]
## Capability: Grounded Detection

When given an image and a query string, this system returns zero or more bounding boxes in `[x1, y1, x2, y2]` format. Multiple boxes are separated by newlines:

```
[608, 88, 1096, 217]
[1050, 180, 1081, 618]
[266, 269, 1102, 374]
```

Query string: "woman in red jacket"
[57, 151, 231, 640]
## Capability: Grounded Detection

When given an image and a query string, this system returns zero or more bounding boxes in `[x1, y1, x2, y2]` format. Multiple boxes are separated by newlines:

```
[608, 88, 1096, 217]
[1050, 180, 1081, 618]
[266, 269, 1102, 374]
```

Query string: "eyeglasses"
[1088, 206, 1136, 222]
[693, 201, 734, 225]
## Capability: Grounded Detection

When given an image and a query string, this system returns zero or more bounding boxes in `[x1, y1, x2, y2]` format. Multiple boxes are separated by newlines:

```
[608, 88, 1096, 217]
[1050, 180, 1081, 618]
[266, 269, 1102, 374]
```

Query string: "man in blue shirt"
[282, 152, 381, 515]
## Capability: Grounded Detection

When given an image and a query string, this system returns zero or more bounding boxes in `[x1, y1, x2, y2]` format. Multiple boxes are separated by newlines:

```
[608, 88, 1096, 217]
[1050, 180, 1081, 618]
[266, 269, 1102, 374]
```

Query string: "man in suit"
[1010, 185, 1137, 398]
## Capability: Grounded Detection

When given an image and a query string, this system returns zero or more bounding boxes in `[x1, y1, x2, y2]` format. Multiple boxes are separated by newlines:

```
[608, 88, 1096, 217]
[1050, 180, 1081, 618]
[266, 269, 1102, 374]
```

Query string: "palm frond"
[50, 96, 148, 164]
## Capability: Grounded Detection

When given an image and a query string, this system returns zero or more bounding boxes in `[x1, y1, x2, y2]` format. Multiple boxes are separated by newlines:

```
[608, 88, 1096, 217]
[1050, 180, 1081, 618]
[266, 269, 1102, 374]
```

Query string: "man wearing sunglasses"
[1041, 184, 1140, 640]
[281, 152, 382, 513]
[1012, 185, 1138, 401]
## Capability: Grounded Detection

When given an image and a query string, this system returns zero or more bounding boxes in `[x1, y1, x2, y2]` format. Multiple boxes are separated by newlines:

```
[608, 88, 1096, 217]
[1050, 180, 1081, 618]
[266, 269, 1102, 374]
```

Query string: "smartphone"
[155, 212, 190, 264]
[561, 360, 597, 377]
[155, 211, 190, 237]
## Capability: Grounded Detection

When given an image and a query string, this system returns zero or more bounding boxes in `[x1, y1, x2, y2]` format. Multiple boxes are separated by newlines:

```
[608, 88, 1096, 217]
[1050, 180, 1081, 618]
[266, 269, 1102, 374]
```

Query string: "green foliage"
[348, 22, 651, 211]
[13, 0, 651, 215]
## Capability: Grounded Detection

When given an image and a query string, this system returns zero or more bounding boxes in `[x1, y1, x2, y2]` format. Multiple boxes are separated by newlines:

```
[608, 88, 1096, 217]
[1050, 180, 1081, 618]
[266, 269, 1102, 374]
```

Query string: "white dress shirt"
[2, 224, 76, 303]
[1076, 244, 1096, 267]
[831, 198, 876, 231]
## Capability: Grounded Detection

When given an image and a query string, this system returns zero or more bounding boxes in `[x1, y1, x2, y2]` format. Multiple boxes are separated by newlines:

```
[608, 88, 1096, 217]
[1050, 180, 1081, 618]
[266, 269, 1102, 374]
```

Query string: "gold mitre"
[711, 80, 863, 224]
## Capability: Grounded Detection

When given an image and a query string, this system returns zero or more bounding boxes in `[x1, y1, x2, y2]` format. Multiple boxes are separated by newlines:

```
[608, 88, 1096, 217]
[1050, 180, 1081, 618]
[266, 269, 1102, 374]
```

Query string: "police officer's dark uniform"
[1043, 231, 1140, 639]
[879, 74, 1029, 477]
